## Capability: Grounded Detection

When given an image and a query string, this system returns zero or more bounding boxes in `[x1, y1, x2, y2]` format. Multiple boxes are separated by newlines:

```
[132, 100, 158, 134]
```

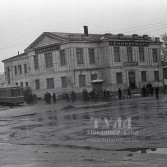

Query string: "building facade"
[2, 27, 163, 98]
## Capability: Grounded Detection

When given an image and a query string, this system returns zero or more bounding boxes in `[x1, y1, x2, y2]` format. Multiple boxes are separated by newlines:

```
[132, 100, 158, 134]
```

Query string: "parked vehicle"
[0, 86, 24, 105]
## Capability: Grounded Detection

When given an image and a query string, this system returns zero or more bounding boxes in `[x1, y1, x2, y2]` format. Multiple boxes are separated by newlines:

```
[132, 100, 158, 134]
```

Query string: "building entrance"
[128, 72, 136, 89]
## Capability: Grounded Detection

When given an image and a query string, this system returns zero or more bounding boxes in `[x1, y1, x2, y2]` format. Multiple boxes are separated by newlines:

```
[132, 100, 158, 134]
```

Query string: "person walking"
[106, 89, 110, 100]
[118, 88, 122, 100]
[127, 87, 131, 98]
[70, 91, 76, 103]
[155, 86, 159, 100]
[53, 92, 56, 103]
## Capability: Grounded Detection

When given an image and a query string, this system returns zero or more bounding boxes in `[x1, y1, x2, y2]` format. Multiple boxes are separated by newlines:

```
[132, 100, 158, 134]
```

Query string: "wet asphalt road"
[0, 95, 167, 166]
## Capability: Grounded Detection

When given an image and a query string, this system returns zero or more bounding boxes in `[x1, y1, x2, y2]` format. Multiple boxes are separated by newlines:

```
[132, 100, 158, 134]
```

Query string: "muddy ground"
[0, 95, 167, 167]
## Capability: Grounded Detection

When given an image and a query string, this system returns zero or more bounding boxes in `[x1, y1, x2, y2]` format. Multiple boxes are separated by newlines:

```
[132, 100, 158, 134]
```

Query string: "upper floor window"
[45, 52, 53, 68]
[114, 47, 120, 62]
[46, 78, 54, 89]
[34, 55, 39, 70]
[127, 47, 133, 62]
[139, 47, 145, 62]
[61, 77, 67, 88]
[18, 65, 22, 74]
[14, 66, 17, 75]
[116, 72, 123, 84]
[152, 49, 158, 62]
[89, 48, 95, 64]
[76, 48, 84, 64]
[25, 82, 28, 87]
[60, 50, 66, 66]
[24, 64, 27, 73]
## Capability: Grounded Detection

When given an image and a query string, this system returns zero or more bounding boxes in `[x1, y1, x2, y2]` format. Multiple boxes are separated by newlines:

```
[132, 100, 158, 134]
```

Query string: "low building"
[2, 26, 163, 98]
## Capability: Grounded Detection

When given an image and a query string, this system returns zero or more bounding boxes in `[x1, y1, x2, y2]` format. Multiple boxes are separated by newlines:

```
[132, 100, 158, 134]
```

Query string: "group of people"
[44, 92, 56, 104]
[65, 91, 76, 103]
[142, 83, 159, 99]
[26, 92, 37, 104]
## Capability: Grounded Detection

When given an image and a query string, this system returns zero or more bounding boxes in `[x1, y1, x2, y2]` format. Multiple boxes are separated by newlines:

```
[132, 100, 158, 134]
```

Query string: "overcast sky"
[0, 0, 167, 72]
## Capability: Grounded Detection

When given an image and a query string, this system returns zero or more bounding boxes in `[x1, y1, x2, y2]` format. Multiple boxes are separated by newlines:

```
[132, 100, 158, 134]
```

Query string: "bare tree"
[161, 33, 167, 62]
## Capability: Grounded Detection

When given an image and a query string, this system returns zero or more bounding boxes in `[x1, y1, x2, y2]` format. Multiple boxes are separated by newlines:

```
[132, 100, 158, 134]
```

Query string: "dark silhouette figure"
[70, 91, 76, 103]
[118, 88, 122, 100]
[103, 90, 106, 99]
[127, 87, 131, 98]
[53, 92, 56, 103]
[106, 89, 110, 100]
[142, 86, 146, 97]
[155, 87, 159, 99]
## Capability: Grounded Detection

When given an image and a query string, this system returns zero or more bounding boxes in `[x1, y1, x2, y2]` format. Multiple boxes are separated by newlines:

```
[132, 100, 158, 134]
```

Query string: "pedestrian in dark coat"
[103, 90, 106, 99]
[127, 87, 131, 98]
[106, 89, 110, 100]
[33, 93, 37, 103]
[142, 86, 146, 97]
[155, 87, 159, 99]
[118, 88, 122, 100]
[53, 92, 56, 103]
[70, 91, 76, 103]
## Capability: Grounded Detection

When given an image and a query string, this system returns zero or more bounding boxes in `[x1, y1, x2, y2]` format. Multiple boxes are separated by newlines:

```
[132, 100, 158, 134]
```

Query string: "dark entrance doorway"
[128, 72, 136, 89]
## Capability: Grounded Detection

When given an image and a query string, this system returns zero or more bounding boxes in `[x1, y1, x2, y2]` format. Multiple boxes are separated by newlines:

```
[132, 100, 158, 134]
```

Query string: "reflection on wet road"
[0, 96, 167, 166]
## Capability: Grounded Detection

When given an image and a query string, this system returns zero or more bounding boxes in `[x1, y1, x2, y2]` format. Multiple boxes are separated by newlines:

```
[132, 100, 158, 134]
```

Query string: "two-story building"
[2, 26, 163, 98]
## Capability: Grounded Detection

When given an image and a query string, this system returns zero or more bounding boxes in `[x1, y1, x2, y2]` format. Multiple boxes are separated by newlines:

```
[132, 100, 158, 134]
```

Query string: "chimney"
[155, 37, 160, 42]
[83, 26, 88, 37]
[132, 34, 138, 39]
[118, 33, 123, 38]
[143, 35, 148, 40]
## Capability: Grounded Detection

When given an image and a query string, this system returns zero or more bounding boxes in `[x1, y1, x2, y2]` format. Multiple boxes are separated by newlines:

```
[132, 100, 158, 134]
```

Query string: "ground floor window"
[154, 71, 159, 81]
[79, 75, 86, 87]
[141, 71, 146, 81]
[61, 77, 67, 88]
[46, 78, 54, 89]
[35, 79, 40, 90]
[116, 72, 123, 84]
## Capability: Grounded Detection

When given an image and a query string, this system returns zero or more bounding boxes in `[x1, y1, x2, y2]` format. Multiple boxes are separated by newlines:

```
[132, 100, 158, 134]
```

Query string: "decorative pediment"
[25, 32, 68, 51]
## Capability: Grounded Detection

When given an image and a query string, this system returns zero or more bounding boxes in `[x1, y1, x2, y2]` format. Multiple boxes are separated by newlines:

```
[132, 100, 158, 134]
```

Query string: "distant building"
[2, 26, 163, 98]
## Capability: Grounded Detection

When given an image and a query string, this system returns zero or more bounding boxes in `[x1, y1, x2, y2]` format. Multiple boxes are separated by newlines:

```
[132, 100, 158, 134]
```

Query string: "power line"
[0, 43, 29, 50]
[99, 21, 167, 34]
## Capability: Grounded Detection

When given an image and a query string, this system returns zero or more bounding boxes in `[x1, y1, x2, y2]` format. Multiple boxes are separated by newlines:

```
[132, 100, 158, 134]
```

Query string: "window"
[46, 78, 54, 89]
[114, 47, 120, 62]
[116, 72, 123, 84]
[89, 48, 95, 64]
[35, 79, 40, 90]
[61, 77, 67, 88]
[91, 74, 97, 81]
[79, 75, 86, 87]
[45, 52, 53, 68]
[141, 71, 146, 81]
[139, 47, 145, 62]
[127, 47, 133, 62]
[18, 65, 22, 74]
[154, 71, 159, 81]
[34, 55, 39, 70]
[76, 48, 84, 64]
[24, 64, 27, 73]
[20, 82, 23, 87]
[14, 66, 17, 75]
[152, 49, 158, 62]
[15, 83, 18, 85]
[60, 50, 66, 66]
[25, 82, 28, 87]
